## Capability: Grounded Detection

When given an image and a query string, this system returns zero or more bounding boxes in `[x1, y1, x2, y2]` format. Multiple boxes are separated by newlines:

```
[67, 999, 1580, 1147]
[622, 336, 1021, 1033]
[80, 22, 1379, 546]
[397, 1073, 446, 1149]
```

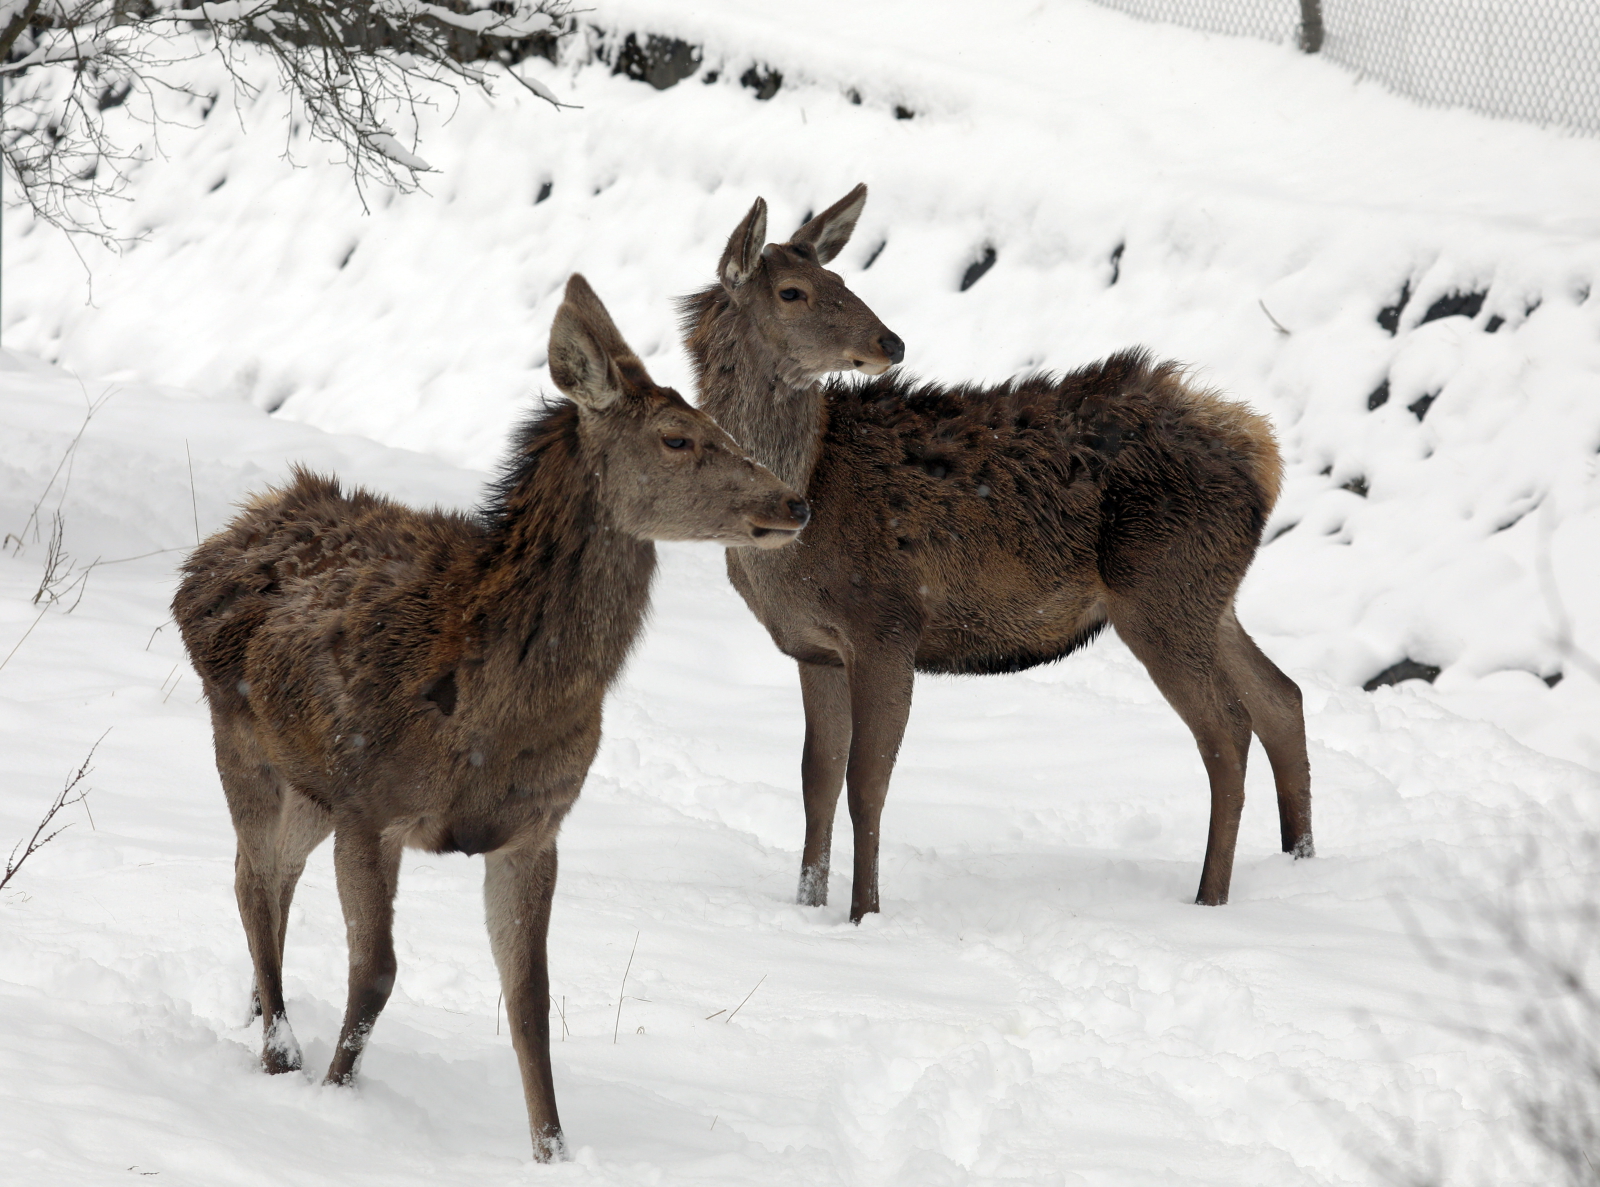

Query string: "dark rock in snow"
[960, 246, 997, 292]
[612, 34, 702, 90]
[741, 65, 783, 100]
[1408, 391, 1438, 421]
[1377, 281, 1412, 335]
[1363, 659, 1442, 690]
[1418, 290, 1486, 326]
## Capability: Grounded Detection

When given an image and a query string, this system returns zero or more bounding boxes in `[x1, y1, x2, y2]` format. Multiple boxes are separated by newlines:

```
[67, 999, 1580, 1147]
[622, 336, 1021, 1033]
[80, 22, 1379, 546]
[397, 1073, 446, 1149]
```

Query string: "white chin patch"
[855, 361, 891, 376]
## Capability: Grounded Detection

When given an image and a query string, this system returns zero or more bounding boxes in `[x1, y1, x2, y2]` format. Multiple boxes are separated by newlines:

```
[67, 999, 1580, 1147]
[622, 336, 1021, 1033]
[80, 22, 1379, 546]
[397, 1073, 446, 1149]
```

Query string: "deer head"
[717, 183, 904, 383]
[549, 274, 809, 548]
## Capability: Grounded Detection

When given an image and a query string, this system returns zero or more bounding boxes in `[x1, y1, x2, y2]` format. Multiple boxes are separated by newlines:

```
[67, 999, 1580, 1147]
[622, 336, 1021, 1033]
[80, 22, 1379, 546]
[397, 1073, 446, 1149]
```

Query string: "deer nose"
[788, 498, 811, 527]
[879, 333, 905, 365]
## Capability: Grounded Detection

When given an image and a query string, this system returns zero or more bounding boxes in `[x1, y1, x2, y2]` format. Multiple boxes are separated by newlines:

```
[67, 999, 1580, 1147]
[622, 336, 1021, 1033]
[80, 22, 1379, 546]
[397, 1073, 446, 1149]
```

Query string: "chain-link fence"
[1090, 0, 1600, 136]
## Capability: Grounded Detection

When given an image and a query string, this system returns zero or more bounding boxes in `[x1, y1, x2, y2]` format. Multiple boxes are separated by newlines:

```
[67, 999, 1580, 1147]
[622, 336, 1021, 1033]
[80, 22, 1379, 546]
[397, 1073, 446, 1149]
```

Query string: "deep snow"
[3, 2, 1599, 1183]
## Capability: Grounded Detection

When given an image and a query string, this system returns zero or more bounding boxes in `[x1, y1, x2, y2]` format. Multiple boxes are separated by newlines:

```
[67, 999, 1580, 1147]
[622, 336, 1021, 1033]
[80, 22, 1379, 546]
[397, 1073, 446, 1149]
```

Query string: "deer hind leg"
[1219, 609, 1313, 859]
[485, 837, 565, 1161]
[245, 789, 333, 1023]
[797, 660, 852, 907]
[215, 720, 316, 1073]
[843, 644, 916, 924]
[324, 822, 402, 1086]
[1111, 602, 1253, 907]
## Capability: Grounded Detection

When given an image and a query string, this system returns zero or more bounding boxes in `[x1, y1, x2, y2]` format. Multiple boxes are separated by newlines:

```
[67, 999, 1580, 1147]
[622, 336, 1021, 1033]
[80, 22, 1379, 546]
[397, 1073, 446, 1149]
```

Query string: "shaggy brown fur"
[681, 185, 1311, 921]
[174, 275, 806, 1161]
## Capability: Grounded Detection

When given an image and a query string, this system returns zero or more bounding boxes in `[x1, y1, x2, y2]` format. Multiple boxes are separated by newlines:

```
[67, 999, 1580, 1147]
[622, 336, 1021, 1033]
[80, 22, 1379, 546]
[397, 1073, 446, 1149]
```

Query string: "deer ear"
[790, 183, 866, 265]
[719, 197, 768, 291]
[548, 274, 644, 411]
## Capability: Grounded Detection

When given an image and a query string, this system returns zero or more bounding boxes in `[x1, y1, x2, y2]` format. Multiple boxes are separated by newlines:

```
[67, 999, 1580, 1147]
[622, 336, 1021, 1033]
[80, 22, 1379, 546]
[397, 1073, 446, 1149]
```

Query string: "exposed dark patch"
[1525, 298, 1542, 317]
[1545, 671, 1564, 688]
[959, 246, 997, 292]
[264, 397, 287, 414]
[421, 670, 458, 716]
[611, 33, 702, 90]
[1363, 659, 1442, 691]
[740, 65, 783, 100]
[97, 79, 133, 111]
[1377, 280, 1412, 335]
[209, 176, 227, 193]
[894, 105, 915, 120]
[535, 180, 553, 204]
[1266, 521, 1297, 544]
[1108, 242, 1125, 286]
[1418, 289, 1486, 326]
[337, 243, 357, 271]
[862, 240, 887, 270]
[847, 88, 862, 105]
[1484, 314, 1505, 333]
[1340, 476, 1369, 498]
[1367, 379, 1389, 410]
[1408, 391, 1438, 421]
[702, 70, 719, 84]
[798, 209, 813, 227]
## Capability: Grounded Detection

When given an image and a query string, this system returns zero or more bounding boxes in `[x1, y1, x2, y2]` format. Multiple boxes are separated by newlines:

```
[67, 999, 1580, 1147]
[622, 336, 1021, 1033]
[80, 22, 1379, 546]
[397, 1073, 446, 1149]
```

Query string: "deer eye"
[663, 436, 690, 450]
[779, 288, 804, 302]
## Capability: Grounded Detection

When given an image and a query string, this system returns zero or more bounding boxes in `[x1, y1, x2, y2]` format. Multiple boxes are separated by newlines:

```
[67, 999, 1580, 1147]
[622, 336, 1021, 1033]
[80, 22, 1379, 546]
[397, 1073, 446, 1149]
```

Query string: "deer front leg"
[484, 840, 565, 1161]
[844, 645, 916, 924]
[797, 660, 852, 907]
[325, 824, 402, 1086]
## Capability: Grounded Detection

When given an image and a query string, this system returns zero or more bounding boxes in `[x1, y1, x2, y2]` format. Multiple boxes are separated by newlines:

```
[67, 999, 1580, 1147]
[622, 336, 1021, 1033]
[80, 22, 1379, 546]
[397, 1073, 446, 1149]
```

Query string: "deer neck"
[682, 287, 824, 492]
[471, 403, 655, 697]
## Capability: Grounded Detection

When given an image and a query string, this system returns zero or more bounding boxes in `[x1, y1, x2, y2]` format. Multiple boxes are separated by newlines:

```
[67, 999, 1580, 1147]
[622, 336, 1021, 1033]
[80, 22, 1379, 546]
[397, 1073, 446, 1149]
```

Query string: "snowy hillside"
[3, 2, 1599, 1184]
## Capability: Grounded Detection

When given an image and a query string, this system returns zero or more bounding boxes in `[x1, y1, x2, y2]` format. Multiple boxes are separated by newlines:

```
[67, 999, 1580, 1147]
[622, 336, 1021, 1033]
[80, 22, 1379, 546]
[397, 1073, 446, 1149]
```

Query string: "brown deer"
[680, 184, 1312, 923]
[173, 274, 808, 1161]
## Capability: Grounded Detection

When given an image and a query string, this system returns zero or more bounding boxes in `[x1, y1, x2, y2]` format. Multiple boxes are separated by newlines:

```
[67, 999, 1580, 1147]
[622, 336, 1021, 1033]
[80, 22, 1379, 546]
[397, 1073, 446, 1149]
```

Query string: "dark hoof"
[796, 865, 828, 908]
[261, 1014, 302, 1074]
[532, 1126, 568, 1163]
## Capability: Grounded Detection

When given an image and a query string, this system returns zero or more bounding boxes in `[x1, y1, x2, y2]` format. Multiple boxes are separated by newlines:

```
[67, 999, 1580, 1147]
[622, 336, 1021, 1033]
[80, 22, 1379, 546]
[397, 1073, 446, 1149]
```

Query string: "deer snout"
[746, 495, 811, 549]
[852, 331, 905, 376]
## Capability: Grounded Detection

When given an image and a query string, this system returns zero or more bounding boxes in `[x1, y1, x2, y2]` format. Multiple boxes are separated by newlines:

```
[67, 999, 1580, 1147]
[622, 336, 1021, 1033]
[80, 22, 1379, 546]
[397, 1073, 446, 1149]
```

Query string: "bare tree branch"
[3, 0, 573, 238]
[1, 729, 108, 893]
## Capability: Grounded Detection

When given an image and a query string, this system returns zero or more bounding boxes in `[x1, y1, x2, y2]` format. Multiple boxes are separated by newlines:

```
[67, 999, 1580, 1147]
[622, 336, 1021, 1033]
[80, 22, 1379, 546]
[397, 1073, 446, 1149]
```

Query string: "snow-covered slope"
[3, 2, 1600, 1183]
[7, 1, 1599, 764]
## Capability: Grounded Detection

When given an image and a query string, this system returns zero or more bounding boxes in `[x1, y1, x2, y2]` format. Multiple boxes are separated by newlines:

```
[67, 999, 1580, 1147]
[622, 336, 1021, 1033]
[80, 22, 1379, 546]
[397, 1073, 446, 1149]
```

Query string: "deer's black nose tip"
[788, 498, 811, 527]
[879, 333, 905, 365]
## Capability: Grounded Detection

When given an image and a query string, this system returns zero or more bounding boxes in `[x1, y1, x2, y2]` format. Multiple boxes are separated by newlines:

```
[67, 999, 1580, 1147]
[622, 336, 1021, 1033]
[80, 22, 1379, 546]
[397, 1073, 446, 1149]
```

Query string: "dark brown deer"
[680, 184, 1311, 923]
[173, 274, 808, 1160]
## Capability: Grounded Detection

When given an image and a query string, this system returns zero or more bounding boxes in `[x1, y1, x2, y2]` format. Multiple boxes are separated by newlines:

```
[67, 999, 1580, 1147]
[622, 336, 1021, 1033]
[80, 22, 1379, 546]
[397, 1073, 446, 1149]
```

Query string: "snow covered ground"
[3, 2, 1600, 1183]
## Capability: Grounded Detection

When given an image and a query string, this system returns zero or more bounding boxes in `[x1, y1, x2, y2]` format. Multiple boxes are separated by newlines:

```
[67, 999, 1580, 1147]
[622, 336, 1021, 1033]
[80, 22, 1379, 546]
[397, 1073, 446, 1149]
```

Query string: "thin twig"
[613, 931, 639, 1044]
[2, 729, 110, 892]
[185, 441, 200, 546]
[0, 605, 49, 678]
[1259, 298, 1292, 335]
[725, 974, 766, 1025]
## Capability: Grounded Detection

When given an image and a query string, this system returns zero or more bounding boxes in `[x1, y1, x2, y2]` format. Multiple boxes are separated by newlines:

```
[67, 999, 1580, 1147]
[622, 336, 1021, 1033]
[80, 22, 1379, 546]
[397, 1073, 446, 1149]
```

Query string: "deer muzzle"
[745, 497, 811, 549]
[851, 331, 905, 376]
